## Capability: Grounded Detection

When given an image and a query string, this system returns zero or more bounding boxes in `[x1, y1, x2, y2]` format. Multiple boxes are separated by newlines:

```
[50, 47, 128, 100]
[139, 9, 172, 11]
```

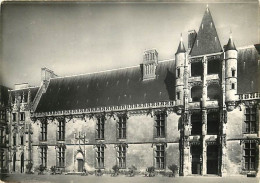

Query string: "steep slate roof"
[237, 46, 259, 94]
[176, 39, 186, 54]
[190, 7, 222, 56]
[225, 37, 237, 51]
[36, 61, 176, 113]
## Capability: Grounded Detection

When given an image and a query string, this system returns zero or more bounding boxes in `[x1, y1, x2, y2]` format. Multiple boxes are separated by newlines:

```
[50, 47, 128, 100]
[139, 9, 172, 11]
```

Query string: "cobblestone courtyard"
[1, 174, 259, 183]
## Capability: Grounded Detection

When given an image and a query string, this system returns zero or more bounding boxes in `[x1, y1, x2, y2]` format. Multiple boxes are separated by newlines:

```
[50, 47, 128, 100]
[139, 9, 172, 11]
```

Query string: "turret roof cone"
[176, 34, 186, 54]
[225, 34, 237, 51]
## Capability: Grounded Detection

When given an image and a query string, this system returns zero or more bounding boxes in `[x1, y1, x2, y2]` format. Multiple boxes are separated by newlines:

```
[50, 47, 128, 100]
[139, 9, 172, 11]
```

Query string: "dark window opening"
[40, 121, 47, 141]
[191, 62, 203, 77]
[20, 112, 25, 121]
[207, 112, 219, 135]
[207, 59, 220, 75]
[207, 145, 218, 174]
[13, 135, 16, 146]
[232, 70, 236, 77]
[177, 68, 180, 78]
[244, 142, 256, 171]
[191, 86, 202, 102]
[96, 146, 104, 168]
[117, 145, 126, 169]
[207, 84, 220, 100]
[191, 145, 201, 174]
[117, 116, 126, 139]
[177, 92, 180, 100]
[191, 112, 202, 135]
[40, 146, 47, 167]
[155, 145, 165, 169]
[231, 83, 235, 90]
[58, 120, 65, 141]
[155, 113, 166, 138]
[20, 136, 24, 146]
[12, 113, 16, 122]
[244, 107, 256, 133]
[96, 117, 105, 139]
[57, 146, 65, 167]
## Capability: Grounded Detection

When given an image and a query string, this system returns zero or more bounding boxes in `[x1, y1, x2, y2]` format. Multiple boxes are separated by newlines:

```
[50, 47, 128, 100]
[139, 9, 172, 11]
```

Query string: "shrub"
[146, 166, 155, 177]
[26, 162, 33, 174]
[111, 165, 119, 176]
[37, 164, 46, 175]
[128, 165, 137, 177]
[50, 166, 57, 175]
[168, 164, 178, 177]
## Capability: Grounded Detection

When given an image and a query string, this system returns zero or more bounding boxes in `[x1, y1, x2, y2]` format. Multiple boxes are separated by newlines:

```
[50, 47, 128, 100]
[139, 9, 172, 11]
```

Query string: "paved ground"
[1, 173, 259, 183]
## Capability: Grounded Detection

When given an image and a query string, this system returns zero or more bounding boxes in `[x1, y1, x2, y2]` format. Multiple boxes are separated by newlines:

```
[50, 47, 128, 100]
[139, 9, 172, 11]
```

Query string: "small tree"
[111, 165, 119, 176]
[128, 165, 137, 177]
[38, 164, 46, 175]
[168, 164, 178, 177]
[50, 166, 57, 175]
[146, 166, 155, 177]
[26, 162, 33, 174]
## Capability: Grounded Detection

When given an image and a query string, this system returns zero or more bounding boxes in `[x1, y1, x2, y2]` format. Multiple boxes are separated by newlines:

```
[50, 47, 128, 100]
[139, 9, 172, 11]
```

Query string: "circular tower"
[225, 35, 238, 103]
[175, 35, 186, 106]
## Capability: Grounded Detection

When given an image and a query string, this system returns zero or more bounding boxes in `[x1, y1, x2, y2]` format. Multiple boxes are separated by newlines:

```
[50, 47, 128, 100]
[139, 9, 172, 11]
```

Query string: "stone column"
[201, 56, 208, 175]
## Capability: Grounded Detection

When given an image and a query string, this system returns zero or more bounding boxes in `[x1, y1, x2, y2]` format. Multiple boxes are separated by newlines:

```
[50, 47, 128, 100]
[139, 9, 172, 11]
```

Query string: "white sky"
[0, 1, 259, 88]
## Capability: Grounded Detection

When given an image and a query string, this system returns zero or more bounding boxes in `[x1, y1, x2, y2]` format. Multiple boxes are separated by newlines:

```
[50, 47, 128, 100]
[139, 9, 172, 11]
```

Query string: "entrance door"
[77, 159, 84, 172]
[13, 153, 16, 172]
[207, 145, 218, 174]
[21, 153, 24, 173]
[191, 145, 201, 174]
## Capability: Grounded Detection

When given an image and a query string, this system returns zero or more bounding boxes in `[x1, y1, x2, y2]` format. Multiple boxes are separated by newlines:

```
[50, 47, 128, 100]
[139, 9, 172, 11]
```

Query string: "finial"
[229, 28, 232, 39]
[180, 33, 183, 42]
[206, 4, 209, 12]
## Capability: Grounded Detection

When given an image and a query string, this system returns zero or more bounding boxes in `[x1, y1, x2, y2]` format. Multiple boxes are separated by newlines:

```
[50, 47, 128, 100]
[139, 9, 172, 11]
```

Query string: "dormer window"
[142, 49, 158, 80]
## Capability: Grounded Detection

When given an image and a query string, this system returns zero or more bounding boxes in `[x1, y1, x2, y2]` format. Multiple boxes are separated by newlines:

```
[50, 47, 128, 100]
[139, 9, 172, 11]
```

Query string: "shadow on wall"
[164, 69, 175, 101]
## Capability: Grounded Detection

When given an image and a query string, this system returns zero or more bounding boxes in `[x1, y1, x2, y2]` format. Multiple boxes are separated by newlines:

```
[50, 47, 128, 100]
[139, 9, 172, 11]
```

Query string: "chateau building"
[7, 7, 260, 177]
[0, 85, 10, 173]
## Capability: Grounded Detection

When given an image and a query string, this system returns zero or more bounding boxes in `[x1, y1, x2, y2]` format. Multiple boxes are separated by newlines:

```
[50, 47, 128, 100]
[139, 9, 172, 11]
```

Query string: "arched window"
[191, 86, 202, 102]
[207, 84, 220, 100]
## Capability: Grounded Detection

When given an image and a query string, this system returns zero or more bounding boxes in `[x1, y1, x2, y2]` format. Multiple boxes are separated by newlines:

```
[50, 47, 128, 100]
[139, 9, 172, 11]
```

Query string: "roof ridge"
[52, 59, 175, 80]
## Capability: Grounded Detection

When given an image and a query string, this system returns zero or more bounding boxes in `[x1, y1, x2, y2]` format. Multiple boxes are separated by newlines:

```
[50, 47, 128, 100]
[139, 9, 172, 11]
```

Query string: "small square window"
[177, 68, 180, 78]
[177, 92, 180, 100]
[12, 113, 17, 122]
[231, 83, 235, 90]
[20, 112, 25, 121]
[232, 70, 236, 77]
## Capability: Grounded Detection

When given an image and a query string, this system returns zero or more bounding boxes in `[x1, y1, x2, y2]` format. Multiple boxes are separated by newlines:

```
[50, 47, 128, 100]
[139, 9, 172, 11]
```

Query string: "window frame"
[40, 146, 47, 168]
[96, 117, 105, 140]
[154, 113, 166, 138]
[243, 142, 256, 171]
[57, 120, 65, 141]
[117, 116, 127, 139]
[57, 146, 65, 168]
[117, 145, 126, 169]
[155, 144, 166, 169]
[96, 145, 104, 169]
[40, 121, 47, 141]
[12, 113, 16, 122]
[20, 112, 25, 121]
[244, 107, 256, 134]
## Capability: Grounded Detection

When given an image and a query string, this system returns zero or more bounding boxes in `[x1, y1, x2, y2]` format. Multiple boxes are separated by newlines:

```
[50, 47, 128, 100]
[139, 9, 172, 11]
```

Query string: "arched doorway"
[21, 153, 24, 173]
[13, 153, 16, 172]
[76, 152, 84, 172]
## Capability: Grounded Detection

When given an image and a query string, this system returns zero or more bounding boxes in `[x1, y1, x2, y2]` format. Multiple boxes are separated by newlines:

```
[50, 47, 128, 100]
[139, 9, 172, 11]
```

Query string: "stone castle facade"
[2, 7, 260, 177]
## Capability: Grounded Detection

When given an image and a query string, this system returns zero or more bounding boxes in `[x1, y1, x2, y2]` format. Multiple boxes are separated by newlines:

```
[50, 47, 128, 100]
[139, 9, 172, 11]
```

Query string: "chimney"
[188, 30, 197, 49]
[41, 67, 57, 82]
